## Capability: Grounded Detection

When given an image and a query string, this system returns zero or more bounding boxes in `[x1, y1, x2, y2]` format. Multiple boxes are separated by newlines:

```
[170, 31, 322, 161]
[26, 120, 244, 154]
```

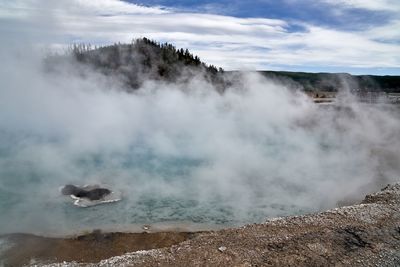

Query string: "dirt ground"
[1, 231, 195, 266]
[2, 184, 400, 267]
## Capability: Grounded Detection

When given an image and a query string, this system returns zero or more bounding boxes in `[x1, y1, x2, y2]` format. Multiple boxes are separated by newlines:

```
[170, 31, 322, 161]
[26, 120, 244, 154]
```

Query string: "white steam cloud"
[0, 44, 399, 235]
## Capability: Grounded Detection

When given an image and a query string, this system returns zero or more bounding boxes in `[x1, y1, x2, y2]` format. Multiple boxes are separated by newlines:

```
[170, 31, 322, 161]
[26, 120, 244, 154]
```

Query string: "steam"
[0, 45, 399, 235]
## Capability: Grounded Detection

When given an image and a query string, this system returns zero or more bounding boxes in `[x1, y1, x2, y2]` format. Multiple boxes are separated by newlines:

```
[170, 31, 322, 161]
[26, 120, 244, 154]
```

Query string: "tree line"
[61, 38, 226, 91]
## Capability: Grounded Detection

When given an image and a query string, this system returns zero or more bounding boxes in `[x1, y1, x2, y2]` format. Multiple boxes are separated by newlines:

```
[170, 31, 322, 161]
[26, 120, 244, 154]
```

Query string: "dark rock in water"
[76, 188, 111, 201]
[61, 185, 81, 196]
[61, 184, 111, 201]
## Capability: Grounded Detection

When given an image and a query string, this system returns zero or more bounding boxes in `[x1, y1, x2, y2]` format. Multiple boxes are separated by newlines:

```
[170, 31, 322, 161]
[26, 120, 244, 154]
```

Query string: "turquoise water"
[0, 132, 316, 235]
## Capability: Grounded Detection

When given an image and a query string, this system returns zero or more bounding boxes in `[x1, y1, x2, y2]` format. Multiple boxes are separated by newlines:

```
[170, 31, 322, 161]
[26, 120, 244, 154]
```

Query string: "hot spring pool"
[0, 141, 317, 235]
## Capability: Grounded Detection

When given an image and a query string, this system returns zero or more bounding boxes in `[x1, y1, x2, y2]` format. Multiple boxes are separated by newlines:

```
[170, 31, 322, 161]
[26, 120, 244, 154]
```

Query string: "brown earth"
[0, 231, 195, 266]
[2, 184, 400, 267]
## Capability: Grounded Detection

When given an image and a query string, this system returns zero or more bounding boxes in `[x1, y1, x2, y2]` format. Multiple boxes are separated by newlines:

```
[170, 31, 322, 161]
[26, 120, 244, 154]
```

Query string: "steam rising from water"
[0, 48, 399, 235]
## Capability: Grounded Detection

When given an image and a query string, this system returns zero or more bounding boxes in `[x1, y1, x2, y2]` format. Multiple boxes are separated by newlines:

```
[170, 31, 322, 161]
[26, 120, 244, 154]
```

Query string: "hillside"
[45, 38, 400, 94]
[45, 38, 226, 92]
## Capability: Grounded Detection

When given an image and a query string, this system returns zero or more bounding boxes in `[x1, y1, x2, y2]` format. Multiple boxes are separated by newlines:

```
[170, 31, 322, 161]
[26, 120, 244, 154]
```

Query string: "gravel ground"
[3, 184, 400, 267]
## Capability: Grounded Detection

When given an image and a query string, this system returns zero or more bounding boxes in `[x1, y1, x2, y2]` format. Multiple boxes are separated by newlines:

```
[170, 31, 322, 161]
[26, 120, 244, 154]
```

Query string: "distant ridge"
[258, 71, 400, 93]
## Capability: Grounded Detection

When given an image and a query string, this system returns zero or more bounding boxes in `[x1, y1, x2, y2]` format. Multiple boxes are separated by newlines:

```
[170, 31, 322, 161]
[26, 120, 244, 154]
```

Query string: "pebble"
[218, 246, 227, 252]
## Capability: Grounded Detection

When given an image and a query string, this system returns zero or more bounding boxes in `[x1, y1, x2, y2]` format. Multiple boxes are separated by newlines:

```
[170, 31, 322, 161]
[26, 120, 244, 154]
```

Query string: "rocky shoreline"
[2, 184, 400, 267]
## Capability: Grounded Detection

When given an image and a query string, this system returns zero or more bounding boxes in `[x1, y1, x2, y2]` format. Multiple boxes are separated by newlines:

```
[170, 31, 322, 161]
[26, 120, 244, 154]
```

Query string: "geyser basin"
[1, 68, 400, 235]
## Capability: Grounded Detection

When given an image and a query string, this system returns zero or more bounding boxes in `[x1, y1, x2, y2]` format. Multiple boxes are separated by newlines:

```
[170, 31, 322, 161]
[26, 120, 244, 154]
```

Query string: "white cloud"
[366, 19, 400, 42]
[1, 0, 399, 71]
[0, 0, 168, 16]
[321, 0, 400, 12]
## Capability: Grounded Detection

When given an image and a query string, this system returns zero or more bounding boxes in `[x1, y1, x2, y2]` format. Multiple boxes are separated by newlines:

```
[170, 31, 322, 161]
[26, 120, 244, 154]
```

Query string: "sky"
[0, 0, 400, 74]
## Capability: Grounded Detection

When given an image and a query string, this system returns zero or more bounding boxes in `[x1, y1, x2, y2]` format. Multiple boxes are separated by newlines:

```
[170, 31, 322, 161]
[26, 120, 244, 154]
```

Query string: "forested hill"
[258, 71, 400, 93]
[46, 38, 226, 92]
[45, 38, 399, 93]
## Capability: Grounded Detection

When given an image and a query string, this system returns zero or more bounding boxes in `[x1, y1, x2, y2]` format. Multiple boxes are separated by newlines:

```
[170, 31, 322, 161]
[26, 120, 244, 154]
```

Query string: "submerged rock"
[60, 184, 121, 207]
[61, 184, 111, 201]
